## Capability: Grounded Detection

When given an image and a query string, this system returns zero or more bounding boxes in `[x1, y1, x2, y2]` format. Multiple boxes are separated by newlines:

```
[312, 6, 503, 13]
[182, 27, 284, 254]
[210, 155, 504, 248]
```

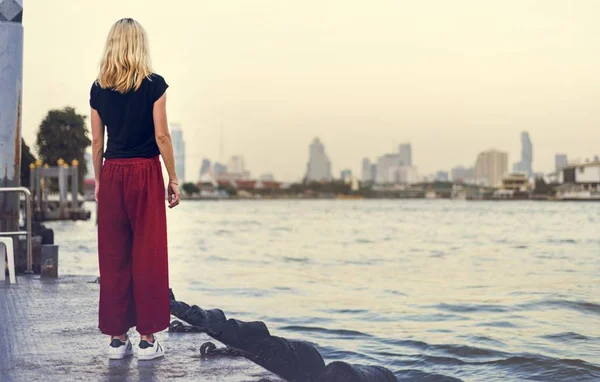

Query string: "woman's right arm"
[153, 92, 180, 208]
[90, 108, 104, 202]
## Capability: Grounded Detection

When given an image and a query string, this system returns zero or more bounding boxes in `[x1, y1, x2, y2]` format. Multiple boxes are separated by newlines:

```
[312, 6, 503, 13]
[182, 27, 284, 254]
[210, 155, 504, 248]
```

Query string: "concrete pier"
[0, 276, 283, 381]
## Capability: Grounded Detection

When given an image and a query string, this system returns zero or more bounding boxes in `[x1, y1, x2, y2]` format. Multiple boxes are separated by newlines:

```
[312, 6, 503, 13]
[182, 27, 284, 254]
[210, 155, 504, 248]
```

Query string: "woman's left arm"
[90, 108, 104, 201]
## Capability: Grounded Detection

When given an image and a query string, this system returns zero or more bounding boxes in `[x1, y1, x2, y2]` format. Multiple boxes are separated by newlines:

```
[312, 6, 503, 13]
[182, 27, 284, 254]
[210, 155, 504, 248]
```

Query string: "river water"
[49, 200, 600, 381]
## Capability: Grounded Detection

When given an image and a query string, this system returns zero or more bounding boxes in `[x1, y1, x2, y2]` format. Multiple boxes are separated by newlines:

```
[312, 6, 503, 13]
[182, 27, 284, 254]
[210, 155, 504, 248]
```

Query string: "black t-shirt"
[89, 73, 168, 159]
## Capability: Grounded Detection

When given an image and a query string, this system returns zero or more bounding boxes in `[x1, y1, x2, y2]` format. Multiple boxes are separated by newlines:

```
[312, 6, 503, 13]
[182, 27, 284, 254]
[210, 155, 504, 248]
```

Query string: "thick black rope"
[169, 289, 397, 382]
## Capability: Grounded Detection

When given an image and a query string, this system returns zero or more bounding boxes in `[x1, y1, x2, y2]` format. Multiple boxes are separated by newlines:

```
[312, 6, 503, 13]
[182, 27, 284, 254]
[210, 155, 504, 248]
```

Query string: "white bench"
[0, 186, 33, 281]
[0, 237, 16, 284]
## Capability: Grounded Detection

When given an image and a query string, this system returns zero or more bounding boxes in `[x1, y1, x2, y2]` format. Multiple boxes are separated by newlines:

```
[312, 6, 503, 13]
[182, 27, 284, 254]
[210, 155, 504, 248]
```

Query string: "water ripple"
[519, 299, 600, 316]
[51, 200, 600, 381]
[432, 303, 510, 313]
[396, 369, 463, 381]
[541, 332, 594, 342]
[280, 325, 373, 338]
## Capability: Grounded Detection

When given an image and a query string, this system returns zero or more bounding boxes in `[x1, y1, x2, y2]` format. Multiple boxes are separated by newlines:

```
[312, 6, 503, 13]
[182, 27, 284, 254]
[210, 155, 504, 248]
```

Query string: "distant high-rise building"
[228, 155, 246, 174]
[376, 153, 401, 184]
[451, 166, 475, 183]
[170, 123, 186, 182]
[361, 158, 373, 182]
[398, 143, 412, 166]
[388, 165, 419, 184]
[475, 150, 508, 187]
[214, 162, 227, 175]
[340, 169, 352, 183]
[259, 173, 275, 181]
[83, 152, 94, 180]
[376, 152, 419, 184]
[370, 164, 377, 182]
[512, 131, 533, 177]
[199, 159, 212, 179]
[555, 154, 568, 172]
[305, 138, 332, 181]
[217, 155, 251, 180]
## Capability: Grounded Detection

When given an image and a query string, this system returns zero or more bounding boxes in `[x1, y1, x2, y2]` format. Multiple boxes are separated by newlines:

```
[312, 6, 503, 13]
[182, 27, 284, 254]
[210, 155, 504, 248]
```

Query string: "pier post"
[71, 160, 78, 210]
[57, 160, 67, 219]
[0, 0, 24, 233]
[28, 163, 35, 197]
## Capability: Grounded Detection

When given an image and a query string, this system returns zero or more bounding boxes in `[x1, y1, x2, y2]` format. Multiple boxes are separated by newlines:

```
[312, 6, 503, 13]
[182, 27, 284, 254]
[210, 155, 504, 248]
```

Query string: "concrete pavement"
[0, 275, 282, 382]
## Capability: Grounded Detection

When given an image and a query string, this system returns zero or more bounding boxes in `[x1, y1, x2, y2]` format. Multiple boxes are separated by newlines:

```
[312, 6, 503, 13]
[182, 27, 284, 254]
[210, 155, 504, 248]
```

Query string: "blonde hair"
[97, 18, 153, 93]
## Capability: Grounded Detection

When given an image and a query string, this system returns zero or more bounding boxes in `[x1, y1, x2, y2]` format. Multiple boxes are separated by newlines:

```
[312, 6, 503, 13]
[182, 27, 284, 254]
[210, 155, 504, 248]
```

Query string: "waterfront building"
[171, 123, 186, 182]
[493, 173, 531, 199]
[475, 149, 508, 187]
[305, 137, 332, 181]
[340, 169, 352, 183]
[501, 173, 530, 192]
[556, 159, 600, 200]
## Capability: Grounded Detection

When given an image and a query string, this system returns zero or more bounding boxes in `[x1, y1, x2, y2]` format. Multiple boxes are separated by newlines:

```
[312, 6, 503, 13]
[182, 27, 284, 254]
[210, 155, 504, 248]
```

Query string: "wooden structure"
[28, 159, 91, 221]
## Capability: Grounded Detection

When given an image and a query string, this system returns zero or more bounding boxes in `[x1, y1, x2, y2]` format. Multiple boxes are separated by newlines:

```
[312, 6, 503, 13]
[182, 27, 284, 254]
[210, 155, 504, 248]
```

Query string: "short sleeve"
[152, 75, 169, 102]
[89, 82, 99, 110]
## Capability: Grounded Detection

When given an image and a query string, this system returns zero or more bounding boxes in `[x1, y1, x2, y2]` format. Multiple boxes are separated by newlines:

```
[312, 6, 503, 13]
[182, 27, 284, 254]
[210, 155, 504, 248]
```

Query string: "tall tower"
[512, 131, 533, 177]
[361, 158, 373, 182]
[305, 138, 332, 181]
[219, 122, 224, 163]
[398, 143, 412, 166]
[555, 154, 568, 172]
[199, 159, 211, 180]
[170, 123, 186, 183]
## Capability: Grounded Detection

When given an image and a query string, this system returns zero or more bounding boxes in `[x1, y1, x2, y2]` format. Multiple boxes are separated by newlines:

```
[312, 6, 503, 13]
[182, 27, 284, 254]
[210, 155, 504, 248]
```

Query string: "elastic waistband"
[104, 156, 160, 166]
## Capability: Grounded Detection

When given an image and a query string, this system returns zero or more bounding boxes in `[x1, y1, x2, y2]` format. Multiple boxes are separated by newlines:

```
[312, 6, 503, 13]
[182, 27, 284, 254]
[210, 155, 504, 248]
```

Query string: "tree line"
[21, 107, 90, 190]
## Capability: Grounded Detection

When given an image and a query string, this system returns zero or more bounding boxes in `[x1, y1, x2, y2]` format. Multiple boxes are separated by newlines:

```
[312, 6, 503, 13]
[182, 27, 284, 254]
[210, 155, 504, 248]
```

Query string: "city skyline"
[180, 130, 592, 183]
[21, 1, 600, 181]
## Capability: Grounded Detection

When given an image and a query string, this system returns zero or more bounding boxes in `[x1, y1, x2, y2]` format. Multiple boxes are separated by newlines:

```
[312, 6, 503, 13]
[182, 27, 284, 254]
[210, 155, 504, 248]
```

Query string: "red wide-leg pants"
[97, 156, 170, 336]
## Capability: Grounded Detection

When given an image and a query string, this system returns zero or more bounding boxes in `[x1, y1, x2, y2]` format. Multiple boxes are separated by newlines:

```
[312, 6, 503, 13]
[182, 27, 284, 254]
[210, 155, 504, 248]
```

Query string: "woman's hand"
[95, 182, 100, 202]
[168, 181, 180, 208]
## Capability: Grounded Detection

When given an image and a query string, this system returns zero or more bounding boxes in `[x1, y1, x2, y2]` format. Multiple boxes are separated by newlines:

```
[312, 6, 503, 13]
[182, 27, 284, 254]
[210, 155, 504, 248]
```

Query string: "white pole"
[0, 0, 24, 234]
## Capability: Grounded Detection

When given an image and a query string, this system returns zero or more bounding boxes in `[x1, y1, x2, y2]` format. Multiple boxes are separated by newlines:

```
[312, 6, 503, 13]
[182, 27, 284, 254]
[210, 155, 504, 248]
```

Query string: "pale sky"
[22, 0, 600, 181]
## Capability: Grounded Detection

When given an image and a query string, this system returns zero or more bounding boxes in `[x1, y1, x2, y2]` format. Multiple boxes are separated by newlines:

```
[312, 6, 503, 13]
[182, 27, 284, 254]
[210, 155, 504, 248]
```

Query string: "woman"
[90, 18, 180, 360]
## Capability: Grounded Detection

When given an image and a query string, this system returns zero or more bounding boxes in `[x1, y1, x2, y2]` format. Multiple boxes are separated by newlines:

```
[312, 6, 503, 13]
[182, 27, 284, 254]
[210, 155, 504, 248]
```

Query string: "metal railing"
[0, 187, 33, 273]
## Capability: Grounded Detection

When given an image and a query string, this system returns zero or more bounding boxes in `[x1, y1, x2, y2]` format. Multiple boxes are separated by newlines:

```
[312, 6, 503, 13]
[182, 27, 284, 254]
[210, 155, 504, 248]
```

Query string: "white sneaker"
[138, 337, 164, 361]
[108, 337, 133, 360]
